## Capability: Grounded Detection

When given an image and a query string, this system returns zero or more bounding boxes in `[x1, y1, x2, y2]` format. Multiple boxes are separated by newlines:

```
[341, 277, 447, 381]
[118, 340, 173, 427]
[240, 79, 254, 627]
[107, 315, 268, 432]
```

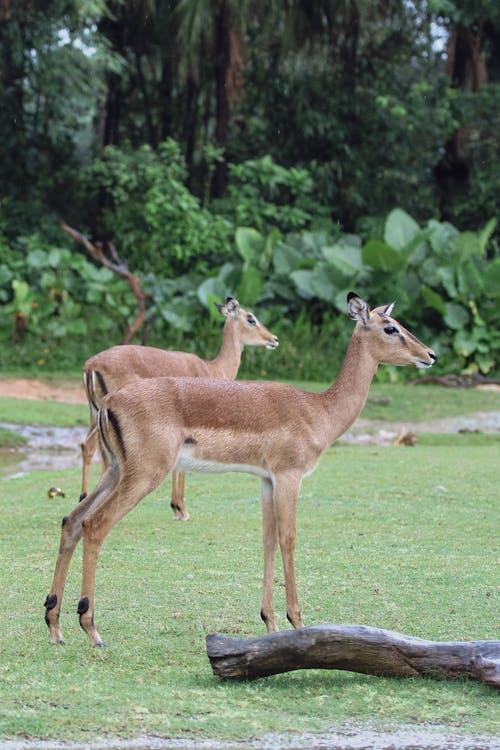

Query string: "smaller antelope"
[45, 293, 435, 647]
[80, 297, 279, 520]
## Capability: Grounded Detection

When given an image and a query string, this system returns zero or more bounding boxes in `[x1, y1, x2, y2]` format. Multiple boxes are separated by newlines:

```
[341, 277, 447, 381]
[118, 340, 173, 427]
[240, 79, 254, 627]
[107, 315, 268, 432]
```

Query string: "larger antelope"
[80, 297, 278, 520]
[45, 293, 436, 647]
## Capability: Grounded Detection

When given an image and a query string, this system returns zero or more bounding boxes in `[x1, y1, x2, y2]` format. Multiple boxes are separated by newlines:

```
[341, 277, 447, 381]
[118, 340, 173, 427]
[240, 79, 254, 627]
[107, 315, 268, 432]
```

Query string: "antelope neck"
[320, 331, 378, 445]
[209, 320, 243, 380]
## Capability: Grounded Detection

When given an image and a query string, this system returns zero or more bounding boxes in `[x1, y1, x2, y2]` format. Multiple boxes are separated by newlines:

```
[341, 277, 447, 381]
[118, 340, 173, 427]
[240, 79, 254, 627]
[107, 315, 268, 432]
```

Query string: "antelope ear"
[383, 302, 395, 317]
[347, 292, 370, 325]
[215, 297, 240, 318]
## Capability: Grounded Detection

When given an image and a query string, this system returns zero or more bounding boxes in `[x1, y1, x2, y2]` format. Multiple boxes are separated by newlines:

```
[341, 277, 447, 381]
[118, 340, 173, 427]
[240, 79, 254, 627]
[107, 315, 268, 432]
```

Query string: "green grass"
[0, 425, 28, 448]
[0, 383, 498, 743]
[0, 443, 498, 743]
[0, 397, 88, 427]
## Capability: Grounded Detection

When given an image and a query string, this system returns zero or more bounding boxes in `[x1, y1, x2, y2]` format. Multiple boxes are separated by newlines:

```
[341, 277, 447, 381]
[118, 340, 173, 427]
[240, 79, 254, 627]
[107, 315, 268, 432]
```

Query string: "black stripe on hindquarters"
[105, 408, 127, 460]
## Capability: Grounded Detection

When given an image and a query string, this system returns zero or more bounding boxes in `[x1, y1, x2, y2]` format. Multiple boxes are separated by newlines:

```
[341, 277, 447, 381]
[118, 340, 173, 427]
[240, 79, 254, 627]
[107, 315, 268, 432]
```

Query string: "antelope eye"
[384, 325, 398, 335]
[247, 315, 257, 326]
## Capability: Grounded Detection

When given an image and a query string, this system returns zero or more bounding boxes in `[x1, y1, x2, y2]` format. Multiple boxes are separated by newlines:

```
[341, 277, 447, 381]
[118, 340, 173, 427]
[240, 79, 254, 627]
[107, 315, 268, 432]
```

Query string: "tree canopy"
[1, 0, 500, 231]
[0, 0, 499, 376]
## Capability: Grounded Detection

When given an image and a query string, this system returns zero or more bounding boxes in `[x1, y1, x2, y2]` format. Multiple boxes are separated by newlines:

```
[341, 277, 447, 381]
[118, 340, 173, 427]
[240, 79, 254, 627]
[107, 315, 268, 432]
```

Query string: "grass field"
[0, 384, 499, 744]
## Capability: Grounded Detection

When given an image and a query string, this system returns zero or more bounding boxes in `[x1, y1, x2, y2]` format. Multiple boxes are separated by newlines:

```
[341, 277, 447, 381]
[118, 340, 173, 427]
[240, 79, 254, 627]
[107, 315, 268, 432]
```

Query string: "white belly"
[175, 447, 272, 480]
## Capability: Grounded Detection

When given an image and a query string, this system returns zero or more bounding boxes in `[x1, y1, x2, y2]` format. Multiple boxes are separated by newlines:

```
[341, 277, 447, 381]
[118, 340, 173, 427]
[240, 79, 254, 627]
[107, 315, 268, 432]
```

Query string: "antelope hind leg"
[260, 477, 279, 633]
[273, 472, 304, 630]
[45, 468, 117, 643]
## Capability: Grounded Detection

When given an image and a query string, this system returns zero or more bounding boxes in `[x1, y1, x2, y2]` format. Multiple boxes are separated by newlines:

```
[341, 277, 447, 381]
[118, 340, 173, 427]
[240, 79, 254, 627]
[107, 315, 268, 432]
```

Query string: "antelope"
[80, 297, 279, 520]
[44, 293, 436, 647]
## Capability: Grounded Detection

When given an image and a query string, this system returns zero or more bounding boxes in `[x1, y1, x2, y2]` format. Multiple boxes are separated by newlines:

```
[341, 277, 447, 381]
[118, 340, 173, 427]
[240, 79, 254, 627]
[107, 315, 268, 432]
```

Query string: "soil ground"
[0, 377, 86, 403]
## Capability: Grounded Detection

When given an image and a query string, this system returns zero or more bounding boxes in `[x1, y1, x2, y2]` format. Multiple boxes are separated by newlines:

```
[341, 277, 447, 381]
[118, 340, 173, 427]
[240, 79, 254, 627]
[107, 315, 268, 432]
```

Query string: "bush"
[1, 200, 498, 378]
[80, 140, 233, 277]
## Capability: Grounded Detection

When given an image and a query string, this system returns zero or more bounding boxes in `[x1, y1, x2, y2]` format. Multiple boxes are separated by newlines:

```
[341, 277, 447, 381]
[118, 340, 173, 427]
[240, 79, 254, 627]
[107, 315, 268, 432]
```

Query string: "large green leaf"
[26, 249, 48, 269]
[290, 269, 315, 298]
[453, 328, 485, 357]
[310, 263, 339, 302]
[322, 240, 363, 277]
[362, 240, 406, 272]
[436, 266, 458, 298]
[384, 208, 420, 251]
[273, 243, 303, 275]
[422, 286, 446, 315]
[236, 264, 263, 303]
[454, 231, 482, 262]
[444, 302, 470, 330]
[235, 227, 264, 265]
[197, 277, 227, 309]
[483, 257, 500, 297]
[478, 218, 497, 256]
[426, 219, 459, 256]
[457, 260, 484, 299]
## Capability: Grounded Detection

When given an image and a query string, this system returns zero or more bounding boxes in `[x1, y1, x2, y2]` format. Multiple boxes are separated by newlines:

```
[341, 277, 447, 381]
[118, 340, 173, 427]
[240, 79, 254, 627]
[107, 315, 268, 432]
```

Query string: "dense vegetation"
[0, 1, 499, 377]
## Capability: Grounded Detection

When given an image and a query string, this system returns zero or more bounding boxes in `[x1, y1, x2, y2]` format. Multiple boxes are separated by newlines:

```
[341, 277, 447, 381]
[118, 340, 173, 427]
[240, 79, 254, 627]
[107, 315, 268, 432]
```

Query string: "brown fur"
[45, 294, 435, 647]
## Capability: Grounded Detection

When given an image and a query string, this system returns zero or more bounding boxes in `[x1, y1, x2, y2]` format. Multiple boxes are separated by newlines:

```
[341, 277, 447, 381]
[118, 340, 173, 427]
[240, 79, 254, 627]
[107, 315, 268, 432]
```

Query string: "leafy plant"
[0, 239, 135, 369]
[82, 140, 234, 277]
[214, 155, 330, 235]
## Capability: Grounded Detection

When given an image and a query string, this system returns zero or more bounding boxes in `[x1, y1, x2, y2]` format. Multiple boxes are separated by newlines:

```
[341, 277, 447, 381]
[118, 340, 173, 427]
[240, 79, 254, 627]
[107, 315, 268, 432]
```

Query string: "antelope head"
[215, 297, 279, 350]
[347, 292, 436, 369]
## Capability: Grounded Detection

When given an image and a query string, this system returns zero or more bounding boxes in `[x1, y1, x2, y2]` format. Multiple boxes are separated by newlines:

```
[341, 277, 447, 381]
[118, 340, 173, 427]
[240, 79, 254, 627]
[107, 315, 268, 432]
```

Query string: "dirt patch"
[0, 377, 86, 404]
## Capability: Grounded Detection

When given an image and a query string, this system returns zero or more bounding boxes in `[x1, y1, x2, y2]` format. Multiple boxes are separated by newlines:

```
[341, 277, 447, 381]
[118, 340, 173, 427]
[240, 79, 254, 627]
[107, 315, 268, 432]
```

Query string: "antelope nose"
[429, 351, 437, 362]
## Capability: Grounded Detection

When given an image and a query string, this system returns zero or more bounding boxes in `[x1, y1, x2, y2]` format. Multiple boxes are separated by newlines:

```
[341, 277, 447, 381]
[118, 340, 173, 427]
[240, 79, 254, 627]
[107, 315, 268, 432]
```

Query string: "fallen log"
[206, 624, 500, 688]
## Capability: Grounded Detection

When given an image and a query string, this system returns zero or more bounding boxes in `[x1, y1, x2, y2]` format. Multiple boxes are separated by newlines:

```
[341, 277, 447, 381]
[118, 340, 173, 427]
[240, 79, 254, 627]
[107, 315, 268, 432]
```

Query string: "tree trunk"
[206, 624, 500, 688]
[211, 0, 245, 197]
[436, 23, 488, 212]
[98, 1, 126, 147]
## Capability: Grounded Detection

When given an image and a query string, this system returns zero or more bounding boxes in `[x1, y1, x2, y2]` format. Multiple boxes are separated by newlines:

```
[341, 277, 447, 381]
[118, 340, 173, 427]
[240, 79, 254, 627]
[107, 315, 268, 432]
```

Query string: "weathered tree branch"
[61, 222, 145, 344]
[206, 625, 500, 688]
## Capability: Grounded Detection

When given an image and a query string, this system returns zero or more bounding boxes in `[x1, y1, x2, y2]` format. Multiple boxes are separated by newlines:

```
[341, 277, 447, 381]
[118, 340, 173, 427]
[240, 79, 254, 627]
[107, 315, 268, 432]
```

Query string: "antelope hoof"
[261, 610, 278, 633]
[171, 504, 190, 521]
[287, 612, 305, 629]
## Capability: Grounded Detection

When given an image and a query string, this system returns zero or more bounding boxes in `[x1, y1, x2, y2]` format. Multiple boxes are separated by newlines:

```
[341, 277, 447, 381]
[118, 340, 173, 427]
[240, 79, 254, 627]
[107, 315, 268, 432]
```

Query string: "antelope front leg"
[273, 472, 304, 630]
[170, 471, 190, 521]
[260, 477, 279, 632]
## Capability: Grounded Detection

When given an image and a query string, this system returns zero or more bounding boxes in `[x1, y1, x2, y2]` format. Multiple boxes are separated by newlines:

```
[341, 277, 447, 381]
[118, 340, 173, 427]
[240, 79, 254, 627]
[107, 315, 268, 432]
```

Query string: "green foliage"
[269, 209, 500, 375]
[82, 140, 233, 276]
[441, 84, 500, 230]
[1, 204, 498, 378]
[215, 155, 329, 234]
[0, 237, 136, 369]
[0, 1, 111, 234]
